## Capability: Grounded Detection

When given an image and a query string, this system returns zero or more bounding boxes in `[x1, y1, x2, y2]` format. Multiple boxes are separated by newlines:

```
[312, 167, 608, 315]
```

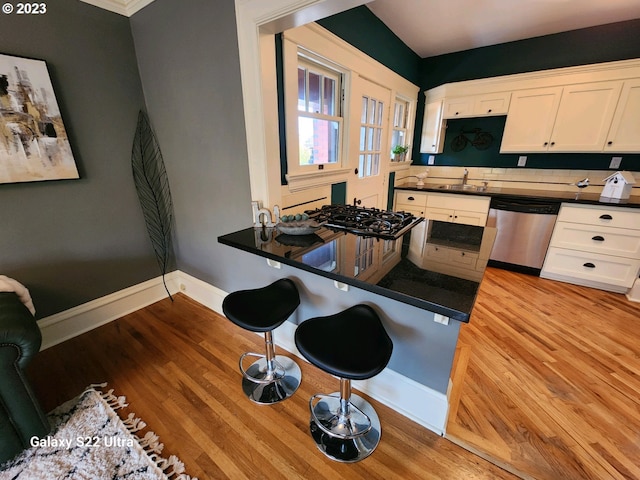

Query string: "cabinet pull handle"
[607, 141, 613, 145]
[408, 196, 415, 201]
[550, 141, 555, 146]
[599, 214, 613, 220]
[592, 235, 605, 241]
[583, 262, 596, 269]
[487, 109, 492, 113]
[543, 142, 548, 147]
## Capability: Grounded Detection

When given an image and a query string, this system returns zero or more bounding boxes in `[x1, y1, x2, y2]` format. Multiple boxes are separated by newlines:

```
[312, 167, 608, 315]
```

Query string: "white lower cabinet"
[541, 203, 640, 293]
[423, 192, 490, 226]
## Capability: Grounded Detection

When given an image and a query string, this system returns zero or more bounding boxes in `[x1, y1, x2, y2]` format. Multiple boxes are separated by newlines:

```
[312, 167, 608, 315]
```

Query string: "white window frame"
[281, 24, 419, 193]
[296, 55, 344, 169]
[389, 92, 417, 170]
[283, 41, 351, 189]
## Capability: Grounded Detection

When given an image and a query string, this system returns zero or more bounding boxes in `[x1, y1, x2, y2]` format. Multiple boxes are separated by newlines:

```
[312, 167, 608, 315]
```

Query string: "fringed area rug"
[0, 385, 197, 480]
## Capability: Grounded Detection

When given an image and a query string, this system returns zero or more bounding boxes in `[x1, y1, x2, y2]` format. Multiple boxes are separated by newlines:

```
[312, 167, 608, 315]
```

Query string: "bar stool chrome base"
[240, 353, 301, 405]
[309, 392, 381, 463]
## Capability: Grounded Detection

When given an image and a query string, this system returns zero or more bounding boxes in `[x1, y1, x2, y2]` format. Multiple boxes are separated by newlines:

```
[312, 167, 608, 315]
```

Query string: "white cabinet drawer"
[424, 244, 479, 267]
[395, 191, 427, 208]
[558, 204, 640, 230]
[551, 222, 640, 258]
[426, 193, 490, 212]
[543, 247, 640, 289]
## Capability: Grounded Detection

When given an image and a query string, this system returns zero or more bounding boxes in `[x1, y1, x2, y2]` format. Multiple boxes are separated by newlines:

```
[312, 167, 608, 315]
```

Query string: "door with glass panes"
[348, 76, 391, 209]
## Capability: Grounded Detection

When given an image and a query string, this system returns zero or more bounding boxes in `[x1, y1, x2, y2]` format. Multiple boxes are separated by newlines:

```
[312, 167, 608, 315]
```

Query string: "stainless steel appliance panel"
[487, 198, 560, 273]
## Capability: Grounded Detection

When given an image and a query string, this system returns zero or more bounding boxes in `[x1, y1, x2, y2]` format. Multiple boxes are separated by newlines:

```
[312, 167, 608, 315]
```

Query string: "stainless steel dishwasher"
[486, 197, 560, 275]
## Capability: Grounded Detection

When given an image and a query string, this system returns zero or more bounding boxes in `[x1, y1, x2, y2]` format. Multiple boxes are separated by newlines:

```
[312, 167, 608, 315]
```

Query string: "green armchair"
[0, 292, 50, 465]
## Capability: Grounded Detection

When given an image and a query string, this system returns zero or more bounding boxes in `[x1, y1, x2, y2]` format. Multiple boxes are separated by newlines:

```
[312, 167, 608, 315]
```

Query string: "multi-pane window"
[391, 97, 410, 161]
[358, 95, 384, 178]
[354, 236, 375, 277]
[297, 58, 342, 166]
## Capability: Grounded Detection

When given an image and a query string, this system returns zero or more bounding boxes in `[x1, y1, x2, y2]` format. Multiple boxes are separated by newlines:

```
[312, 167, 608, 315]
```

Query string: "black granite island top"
[219, 221, 496, 323]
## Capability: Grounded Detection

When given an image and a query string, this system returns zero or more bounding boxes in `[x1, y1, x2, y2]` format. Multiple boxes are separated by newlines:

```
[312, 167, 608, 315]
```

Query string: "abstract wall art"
[0, 53, 79, 184]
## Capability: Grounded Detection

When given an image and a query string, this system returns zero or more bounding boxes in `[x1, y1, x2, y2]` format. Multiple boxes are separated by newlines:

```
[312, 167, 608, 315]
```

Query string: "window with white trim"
[390, 96, 411, 162]
[297, 57, 343, 167]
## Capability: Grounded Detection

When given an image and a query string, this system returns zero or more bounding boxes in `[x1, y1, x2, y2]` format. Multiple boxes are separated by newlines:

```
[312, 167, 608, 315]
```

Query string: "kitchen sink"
[438, 184, 487, 192]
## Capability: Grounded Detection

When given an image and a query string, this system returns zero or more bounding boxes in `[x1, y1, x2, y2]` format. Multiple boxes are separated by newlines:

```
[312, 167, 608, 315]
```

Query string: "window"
[297, 57, 343, 167]
[358, 94, 384, 178]
[391, 96, 411, 162]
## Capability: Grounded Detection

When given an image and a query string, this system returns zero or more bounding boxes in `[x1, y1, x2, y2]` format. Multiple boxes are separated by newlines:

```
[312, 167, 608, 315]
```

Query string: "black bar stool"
[222, 278, 301, 405]
[294, 304, 393, 462]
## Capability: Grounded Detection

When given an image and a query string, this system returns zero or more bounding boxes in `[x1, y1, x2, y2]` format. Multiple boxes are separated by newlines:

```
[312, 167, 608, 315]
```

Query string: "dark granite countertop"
[395, 183, 640, 208]
[219, 222, 496, 323]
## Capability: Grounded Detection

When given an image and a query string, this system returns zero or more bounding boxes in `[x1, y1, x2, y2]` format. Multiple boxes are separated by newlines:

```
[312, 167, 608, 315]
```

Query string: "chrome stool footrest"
[239, 353, 301, 405]
[309, 392, 381, 463]
[309, 393, 372, 439]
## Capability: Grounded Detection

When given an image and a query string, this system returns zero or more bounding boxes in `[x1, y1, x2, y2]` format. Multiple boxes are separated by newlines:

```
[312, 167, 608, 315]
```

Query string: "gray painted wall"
[129, 0, 254, 294]
[0, 0, 156, 317]
[129, 0, 460, 393]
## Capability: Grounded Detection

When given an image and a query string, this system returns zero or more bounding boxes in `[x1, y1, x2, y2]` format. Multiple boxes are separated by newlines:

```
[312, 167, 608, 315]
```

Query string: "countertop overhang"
[219, 222, 496, 323]
[395, 183, 640, 208]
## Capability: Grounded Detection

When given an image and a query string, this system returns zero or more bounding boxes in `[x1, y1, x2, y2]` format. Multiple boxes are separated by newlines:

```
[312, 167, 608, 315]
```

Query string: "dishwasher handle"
[489, 197, 560, 215]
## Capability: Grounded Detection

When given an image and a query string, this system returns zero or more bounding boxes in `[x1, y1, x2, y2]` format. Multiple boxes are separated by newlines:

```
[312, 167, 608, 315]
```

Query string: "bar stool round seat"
[295, 304, 393, 462]
[222, 278, 301, 405]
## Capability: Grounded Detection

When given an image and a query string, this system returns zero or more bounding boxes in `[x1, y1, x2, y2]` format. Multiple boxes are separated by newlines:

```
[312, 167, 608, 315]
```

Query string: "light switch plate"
[610, 157, 622, 169]
[517, 156, 527, 167]
[428, 155, 435, 165]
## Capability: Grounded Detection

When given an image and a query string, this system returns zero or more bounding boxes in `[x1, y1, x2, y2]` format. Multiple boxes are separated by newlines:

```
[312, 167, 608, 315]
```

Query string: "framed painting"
[0, 53, 79, 184]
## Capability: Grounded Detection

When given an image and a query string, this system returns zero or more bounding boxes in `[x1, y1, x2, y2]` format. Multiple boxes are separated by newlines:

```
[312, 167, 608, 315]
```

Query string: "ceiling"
[81, 0, 640, 59]
[367, 0, 640, 58]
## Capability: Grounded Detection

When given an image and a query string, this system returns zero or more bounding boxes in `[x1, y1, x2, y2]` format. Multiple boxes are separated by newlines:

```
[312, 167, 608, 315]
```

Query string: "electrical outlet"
[517, 156, 527, 167]
[434, 314, 450, 325]
[610, 156, 622, 169]
[428, 155, 435, 165]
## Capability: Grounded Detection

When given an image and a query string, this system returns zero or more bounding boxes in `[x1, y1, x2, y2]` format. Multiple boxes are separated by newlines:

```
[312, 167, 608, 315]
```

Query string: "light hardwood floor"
[25, 267, 640, 479]
[447, 267, 640, 480]
[27, 292, 514, 480]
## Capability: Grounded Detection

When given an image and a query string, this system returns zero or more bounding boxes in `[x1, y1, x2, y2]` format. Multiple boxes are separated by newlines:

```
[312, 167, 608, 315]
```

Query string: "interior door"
[348, 76, 391, 209]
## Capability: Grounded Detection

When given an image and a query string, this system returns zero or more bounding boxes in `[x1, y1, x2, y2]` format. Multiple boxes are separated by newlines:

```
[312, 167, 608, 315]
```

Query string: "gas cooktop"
[305, 204, 423, 240]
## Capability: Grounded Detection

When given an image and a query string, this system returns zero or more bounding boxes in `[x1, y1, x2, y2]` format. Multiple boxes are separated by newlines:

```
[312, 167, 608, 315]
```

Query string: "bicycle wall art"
[0, 53, 79, 184]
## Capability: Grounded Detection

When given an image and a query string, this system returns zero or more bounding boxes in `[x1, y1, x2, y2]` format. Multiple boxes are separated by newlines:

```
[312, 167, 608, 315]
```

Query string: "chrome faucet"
[462, 169, 469, 185]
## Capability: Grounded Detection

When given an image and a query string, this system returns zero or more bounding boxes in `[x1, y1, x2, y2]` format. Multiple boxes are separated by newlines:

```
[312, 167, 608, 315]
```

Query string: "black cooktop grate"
[305, 204, 422, 240]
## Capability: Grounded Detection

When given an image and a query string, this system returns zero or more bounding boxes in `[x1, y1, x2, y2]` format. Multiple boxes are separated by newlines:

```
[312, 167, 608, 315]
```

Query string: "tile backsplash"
[398, 166, 639, 197]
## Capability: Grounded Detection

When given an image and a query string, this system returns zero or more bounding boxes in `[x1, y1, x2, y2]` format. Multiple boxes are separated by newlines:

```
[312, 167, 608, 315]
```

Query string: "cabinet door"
[550, 81, 623, 152]
[474, 92, 511, 116]
[604, 79, 640, 153]
[420, 100, 445, 154]
[423, 207, 454, 223]
[500, 87, 562, 153]
[453, 211, 487, 226]
[443, 96, 474, 119]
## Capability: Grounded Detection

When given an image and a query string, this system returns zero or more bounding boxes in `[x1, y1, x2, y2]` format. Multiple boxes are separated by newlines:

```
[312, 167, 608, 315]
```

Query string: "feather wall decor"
[131, 110, 175, 300]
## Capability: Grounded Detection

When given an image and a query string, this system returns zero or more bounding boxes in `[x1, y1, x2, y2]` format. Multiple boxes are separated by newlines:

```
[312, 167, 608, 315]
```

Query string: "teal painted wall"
[317, 7, 421, 85]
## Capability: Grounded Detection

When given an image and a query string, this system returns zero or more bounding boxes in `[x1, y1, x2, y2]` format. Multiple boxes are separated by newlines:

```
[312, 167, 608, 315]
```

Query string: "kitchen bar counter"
[395, 182, 640, 208]
[219, 221, 496, 323]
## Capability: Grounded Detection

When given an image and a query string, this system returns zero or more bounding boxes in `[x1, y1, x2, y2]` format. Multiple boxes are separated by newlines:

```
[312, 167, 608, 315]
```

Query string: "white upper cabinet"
[443, 92, 510, 119]
[420, 100, 445, 154]
[500, 87, 562, 153]
[501, 81, 623, 153]
[550, 81, 623, 152]
[604, 79, 640, 152]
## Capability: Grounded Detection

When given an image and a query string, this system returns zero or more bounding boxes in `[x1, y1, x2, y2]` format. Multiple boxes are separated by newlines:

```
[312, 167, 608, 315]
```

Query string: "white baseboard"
[38, 272, 181, 350]
[37, 270, 449, 434]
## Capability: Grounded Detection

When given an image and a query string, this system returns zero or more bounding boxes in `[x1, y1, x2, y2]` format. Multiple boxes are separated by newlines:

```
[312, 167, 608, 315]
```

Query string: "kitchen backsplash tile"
[400, 166, 640, 197]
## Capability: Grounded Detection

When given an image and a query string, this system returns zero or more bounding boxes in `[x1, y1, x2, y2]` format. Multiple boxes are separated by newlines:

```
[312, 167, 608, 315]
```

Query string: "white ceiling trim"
[79, 0, 155, 17]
